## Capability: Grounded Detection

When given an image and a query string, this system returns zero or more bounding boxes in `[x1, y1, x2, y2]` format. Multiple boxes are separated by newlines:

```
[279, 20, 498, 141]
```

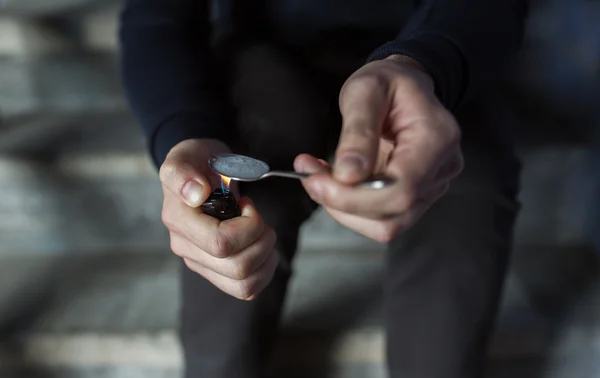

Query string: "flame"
[220, 175, 232, 193]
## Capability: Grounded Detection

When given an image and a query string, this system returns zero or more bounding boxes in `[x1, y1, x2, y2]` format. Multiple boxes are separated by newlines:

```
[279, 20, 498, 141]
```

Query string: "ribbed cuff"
[368, 32, 467, 111]
[150, 114, 232, 168]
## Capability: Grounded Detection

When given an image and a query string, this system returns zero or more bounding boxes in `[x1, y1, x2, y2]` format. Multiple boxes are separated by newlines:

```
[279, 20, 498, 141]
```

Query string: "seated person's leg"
[586, 149, 600, 254]
[180, 43, 334, 378]
[385, 102, 522, 378]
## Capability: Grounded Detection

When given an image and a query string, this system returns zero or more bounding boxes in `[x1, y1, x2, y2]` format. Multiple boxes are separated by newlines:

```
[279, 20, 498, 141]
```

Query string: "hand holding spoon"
[208, 153, 393, 189]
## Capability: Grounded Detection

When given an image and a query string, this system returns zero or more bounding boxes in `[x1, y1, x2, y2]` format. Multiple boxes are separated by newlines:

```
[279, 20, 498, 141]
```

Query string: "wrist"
[384, 55, 426, 73]
[385, 54, 435, 95]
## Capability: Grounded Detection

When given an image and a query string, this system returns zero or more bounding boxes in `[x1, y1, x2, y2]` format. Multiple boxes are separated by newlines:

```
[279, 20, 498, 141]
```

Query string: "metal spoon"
[208, 153, 393, 189]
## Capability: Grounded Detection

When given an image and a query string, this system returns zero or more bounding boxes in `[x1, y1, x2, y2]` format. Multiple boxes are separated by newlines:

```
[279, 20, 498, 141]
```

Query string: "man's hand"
[160, 139, 278, 300]
[295, 55, 463, 243]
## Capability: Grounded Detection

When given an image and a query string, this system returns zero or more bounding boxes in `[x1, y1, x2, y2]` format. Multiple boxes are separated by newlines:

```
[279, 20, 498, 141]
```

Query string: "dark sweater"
[119, 0, 527, 166]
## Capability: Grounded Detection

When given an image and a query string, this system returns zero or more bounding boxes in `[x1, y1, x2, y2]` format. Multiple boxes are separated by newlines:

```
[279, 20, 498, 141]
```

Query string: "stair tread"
[0, 249, 599, 377]
[0, 249, 559, 336]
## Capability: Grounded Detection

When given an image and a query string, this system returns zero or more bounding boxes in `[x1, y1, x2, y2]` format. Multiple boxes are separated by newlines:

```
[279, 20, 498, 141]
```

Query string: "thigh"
[384, 101, 522, 378]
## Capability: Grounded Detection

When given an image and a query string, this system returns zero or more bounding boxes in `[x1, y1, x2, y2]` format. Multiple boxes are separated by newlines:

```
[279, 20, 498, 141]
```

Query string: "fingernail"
[182, 180, 203, 206]
[295, 161, 307, 173]
[335, 153, 367, 179]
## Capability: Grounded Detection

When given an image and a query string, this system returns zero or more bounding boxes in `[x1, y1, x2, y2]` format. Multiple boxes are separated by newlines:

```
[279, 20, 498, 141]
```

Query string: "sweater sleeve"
[369, 0, 528, 111]
[119, 0, 233, 167]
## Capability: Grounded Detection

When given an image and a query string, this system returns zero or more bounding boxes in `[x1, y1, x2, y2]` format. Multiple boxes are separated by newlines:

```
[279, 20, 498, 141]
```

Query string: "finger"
[304, 169, 451, 219]
[335, 76, 391, 183]
[302, 173, 416, 219]
[294, 154, 331, 174]
[325, 208, 407, 244]
[160, 157, 212, 209]
[162, 195, 265, 258]
[169, 231, 190, 258]
[222, 225, 277, 280]
[324, 196, 434, 243]
[184, 248, 279, 301]
[172, 226, 276, 280]
[199, 197, 265, 258]
[375, 138, 395, 173]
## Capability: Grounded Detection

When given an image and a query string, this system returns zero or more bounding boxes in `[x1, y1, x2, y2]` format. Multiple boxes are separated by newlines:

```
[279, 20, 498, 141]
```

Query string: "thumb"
[159, 144, 213, 208]
[335, 76, 390, 184]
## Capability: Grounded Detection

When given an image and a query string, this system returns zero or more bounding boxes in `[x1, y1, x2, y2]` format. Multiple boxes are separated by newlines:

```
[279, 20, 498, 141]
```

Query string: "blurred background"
[0, 0, 599, 377]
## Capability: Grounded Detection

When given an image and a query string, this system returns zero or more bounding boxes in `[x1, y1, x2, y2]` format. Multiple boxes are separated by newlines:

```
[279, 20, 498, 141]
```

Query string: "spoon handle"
[265, 171, 393, 189]
[266, 171, 310, 180]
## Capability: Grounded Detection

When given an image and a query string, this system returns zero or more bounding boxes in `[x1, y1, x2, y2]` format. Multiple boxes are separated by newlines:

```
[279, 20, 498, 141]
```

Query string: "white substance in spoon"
[210, 154, 270, 179]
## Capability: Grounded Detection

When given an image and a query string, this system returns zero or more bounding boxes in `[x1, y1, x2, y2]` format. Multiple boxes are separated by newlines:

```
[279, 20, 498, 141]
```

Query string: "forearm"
[369, 0, 528, 111]
[119, 0, 233, 167]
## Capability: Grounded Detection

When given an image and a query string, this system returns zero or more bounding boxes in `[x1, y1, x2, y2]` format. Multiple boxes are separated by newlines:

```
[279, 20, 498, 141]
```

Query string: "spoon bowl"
[208, 153, 393, 189]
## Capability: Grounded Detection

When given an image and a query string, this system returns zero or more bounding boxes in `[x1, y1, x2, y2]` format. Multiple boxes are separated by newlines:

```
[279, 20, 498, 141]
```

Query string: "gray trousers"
[179, 43, 521, 378]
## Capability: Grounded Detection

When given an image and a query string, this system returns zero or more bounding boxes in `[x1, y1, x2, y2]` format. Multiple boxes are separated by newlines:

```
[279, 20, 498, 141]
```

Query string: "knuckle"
[436, 111, 461, 145]
[449, 123, 461, 144]
[158, 160, 178, 186]
[230, 261, 251, 281]
[446, 124, 461, 146]
[375, 234, 391, 244]
[248, 216, 265, 237]
[439, 182, 450, 197]
[161, 205, 175, 229]
[340, 122, 378, 141]
[169, 238, 182, 257]
[376, 223, 402, 243]
[236, 280, 257, 301]
[210, 232, 235, 258]
[182, 257, 195, 271]
[402, 76, 428, 96]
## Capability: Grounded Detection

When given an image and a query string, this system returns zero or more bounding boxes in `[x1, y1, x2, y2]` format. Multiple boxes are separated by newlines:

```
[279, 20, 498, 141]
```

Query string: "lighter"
[201, 176, 241, 221]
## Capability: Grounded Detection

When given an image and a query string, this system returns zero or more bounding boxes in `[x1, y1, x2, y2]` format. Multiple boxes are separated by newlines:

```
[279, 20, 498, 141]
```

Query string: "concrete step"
[0, 108, 382, 254]
[0, 0, 113, 18]
[0, 53, 123, 117]
[0, 250, 385, 378]
[0, 145, 596, 255]
[77, 2, 120, 52]
[0, 17, 70, 57]
[0, 2, 118, 65]
[0, 110, 143, 154]
[0, 246, 598, 377]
